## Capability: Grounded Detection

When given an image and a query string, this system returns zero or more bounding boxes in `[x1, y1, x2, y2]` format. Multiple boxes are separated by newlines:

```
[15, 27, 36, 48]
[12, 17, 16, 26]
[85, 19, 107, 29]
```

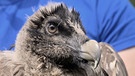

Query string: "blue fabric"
[0, 0, 135, 52]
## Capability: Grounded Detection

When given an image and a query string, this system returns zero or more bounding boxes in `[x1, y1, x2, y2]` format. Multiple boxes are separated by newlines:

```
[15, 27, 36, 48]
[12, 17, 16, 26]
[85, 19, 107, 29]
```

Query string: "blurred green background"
[130, 0, 135, 6]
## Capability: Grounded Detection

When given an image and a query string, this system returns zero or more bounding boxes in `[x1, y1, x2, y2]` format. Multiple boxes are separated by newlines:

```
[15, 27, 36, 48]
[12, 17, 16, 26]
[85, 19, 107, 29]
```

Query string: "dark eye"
[46, 23, 58, 34]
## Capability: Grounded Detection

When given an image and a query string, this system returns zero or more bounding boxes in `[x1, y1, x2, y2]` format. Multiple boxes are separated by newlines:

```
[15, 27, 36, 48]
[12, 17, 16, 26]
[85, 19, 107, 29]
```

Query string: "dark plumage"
[0, 2, 128, 76]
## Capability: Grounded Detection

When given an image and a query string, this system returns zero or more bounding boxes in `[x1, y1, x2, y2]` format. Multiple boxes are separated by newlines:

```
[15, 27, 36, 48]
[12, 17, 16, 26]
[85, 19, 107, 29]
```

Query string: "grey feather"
[0, 2, 128, 76]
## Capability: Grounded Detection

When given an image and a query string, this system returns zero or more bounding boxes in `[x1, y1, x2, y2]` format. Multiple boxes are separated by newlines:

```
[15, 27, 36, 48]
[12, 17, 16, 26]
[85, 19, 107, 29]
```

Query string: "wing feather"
[0, 51, 25, 76]
[99, 42, 128, 76]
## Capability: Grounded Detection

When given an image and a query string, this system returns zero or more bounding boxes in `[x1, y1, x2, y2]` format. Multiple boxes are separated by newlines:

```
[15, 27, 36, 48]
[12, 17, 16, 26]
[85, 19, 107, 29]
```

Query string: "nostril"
[81, 59, 88, 63]
[82, 38, 90, 44]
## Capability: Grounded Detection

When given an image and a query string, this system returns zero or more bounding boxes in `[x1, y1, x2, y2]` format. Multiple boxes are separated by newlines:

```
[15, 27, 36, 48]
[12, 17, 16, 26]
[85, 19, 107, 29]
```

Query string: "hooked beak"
[80, 40, 101, 69]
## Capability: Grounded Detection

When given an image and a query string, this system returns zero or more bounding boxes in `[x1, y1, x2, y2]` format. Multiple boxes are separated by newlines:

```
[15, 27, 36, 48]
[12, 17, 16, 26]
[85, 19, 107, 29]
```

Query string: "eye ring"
[46, 23, 58, 34]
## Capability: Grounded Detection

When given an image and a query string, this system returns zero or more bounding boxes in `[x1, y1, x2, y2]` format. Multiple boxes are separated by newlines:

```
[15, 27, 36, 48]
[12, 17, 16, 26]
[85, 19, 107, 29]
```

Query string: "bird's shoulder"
[0, 51, 25, 76]
[99, 42, 128, 76]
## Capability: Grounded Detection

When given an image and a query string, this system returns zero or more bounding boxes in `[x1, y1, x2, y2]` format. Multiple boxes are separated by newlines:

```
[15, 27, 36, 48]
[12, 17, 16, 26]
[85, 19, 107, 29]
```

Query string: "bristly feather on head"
[15, 2, 89, 69]
[28, 2, 86, 34]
